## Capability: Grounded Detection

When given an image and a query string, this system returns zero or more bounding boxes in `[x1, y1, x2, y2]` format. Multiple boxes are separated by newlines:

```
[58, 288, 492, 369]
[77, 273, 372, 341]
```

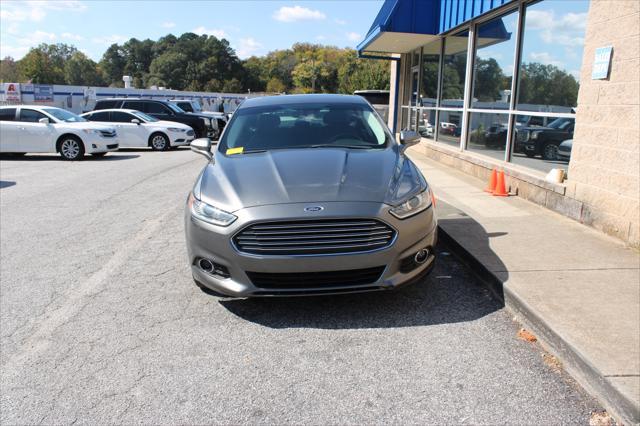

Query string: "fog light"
[198, 258, 214, 272]
[92, 144, 97, 148]
[414, 248, 430, 264]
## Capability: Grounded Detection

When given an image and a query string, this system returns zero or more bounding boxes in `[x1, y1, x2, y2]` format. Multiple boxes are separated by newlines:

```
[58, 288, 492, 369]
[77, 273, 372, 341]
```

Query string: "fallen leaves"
[589, 409, 614, 426]
[517, 328, 537, 342]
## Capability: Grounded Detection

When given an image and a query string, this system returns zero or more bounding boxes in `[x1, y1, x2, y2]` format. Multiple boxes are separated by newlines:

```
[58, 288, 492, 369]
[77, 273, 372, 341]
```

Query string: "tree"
[473, 58, 505, 102]
[266, 77, 286, 93]
[518, 62, 579, 107]
[65, 52, 103, 85]
[222, 78, 242, 93]
[0, 57, 19, 82]
[147, 51, 187, 89]
[99, 44, 126, 86]
[17, 43, 77, 84]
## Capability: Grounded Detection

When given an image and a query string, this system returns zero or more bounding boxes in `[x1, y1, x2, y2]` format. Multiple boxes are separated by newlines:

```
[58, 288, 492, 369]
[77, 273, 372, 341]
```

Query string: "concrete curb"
[437, 225, 640, 426]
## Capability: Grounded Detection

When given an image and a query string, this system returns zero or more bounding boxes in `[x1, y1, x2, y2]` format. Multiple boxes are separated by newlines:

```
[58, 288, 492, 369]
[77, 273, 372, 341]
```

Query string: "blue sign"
[592, 46, 613, 80]
[34, 84, 53, 102]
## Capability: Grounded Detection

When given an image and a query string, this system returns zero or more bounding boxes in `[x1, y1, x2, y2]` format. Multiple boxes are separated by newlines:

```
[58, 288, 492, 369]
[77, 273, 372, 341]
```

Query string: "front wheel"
[59, 136, 85, 161]
[150, 133, 169, 151]
[542, 143, 559, 161]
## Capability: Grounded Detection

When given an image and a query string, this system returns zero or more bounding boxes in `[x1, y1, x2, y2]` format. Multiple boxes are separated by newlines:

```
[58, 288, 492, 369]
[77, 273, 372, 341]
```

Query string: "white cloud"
[61, 32, 84, 41]
[192, 26, 226, 38]
[162, 21, 176, 29]
[91, 34, 128, 45]
[346, 32, 361, 42]
[529, 51, 563, 67]
[526, 9, 587, 47]
[236, 37, 263, 59]
[0, 0, 86, 22]
[0, 44, 29, 59]
[273, 5, 325, 23]
[315, 35, 326, 41]
[334, 18, 347, 25]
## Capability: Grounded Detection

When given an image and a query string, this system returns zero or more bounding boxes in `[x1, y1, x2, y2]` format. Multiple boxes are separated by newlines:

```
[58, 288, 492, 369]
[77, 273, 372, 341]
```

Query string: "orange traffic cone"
[492, 170, 509, 196]
[484, 168, 497, 193]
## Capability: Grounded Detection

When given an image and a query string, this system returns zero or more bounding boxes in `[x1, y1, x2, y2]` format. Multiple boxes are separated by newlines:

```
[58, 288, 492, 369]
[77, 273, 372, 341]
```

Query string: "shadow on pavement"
[0, 180, 16, 189]
[0, 154, 140, 161]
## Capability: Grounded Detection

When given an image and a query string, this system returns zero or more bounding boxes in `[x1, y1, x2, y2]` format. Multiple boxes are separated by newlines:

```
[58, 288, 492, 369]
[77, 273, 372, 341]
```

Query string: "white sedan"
[81, 109, 195, 150]
[0, 105, 119, 160]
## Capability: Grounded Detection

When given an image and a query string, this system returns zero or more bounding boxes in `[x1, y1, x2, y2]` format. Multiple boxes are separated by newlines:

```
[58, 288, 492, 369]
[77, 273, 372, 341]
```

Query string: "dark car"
[484, 123, 508, 148]
[93, 98, 208, 138]
[514, 117, 575, 160]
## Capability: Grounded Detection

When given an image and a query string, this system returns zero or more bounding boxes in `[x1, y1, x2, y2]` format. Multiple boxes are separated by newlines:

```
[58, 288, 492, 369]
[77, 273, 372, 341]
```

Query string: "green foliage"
[518, 62, 579, 107]
[0, 57, 19, 82]
[64, 52, 103, 86]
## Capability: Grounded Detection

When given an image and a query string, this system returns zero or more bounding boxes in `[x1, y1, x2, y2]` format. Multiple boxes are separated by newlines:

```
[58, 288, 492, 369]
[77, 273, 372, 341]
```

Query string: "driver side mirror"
[399, 130, 421, 149]
[190, 138, 214, 161]
[131, 118, 141, 124]
[38, 117, 49, 124]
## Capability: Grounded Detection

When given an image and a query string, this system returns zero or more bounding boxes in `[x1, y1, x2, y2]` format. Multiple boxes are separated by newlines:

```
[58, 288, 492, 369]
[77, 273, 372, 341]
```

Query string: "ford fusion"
[185, 94, 437, 297]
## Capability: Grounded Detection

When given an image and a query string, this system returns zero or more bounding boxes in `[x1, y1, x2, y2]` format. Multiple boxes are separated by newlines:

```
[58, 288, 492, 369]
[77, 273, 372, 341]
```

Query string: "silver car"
[185, 94, 437, 297]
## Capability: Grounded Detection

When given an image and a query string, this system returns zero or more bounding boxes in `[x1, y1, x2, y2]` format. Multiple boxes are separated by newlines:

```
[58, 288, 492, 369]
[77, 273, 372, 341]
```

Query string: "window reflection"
[420, 40, 440, 107]
[512, 115, 575, 173]
[418, 109, 436, 140]
[472, 10, 518, 109]
[437, 110, 463, 147]
[517, 0, 589, 111]
[467, 113, 509, 161]
[441, 30, 469, 108]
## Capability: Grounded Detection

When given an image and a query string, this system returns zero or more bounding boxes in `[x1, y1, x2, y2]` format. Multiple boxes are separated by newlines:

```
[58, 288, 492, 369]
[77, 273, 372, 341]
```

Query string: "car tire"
[193, 278, 229, 297]
[150, 133, 169, 151]
[58, 136, 85, 161]
[91, 152, 108, 157]
[542, 143, 559, 161]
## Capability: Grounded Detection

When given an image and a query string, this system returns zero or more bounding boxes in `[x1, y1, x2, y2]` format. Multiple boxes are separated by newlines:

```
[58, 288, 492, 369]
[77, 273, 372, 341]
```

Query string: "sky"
[0, 0, 383, 61]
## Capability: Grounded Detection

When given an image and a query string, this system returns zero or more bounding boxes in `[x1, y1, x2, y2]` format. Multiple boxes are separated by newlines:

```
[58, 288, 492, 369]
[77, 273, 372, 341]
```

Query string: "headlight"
[82, 129, 101, 135]
[389, 188, 433, 219]
[188, 193, 237, 226]
[168, 127, 186, 133]
[531, 131, 541, 140]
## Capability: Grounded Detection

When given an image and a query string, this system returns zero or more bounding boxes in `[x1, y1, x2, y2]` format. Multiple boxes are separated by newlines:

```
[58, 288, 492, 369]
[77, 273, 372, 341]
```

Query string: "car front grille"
[107, 144, 118, 149]
[99, 130, 117, 138]
[245, 266, 386, 289]
[233, 219, 396, 256]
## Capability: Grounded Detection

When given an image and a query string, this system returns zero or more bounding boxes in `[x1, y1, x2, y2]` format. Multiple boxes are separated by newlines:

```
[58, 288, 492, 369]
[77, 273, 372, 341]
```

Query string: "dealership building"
[358, 0, 639, 246]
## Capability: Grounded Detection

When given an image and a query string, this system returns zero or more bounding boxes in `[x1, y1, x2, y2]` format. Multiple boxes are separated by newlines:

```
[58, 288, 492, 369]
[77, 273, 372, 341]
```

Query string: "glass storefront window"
[418, 108, 436, 140]
[516, 0, 589, 112]
[511, 115, 575, 173]
[437, 110, 463, 148]
[441, 30, 469, 108]
[472, 10, 518, 109]
[420, 40, 441, 108]
[467, 113, 509, 161]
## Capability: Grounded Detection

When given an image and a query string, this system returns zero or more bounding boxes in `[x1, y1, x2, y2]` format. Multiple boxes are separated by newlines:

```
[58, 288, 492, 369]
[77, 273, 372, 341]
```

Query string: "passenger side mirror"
[399, 130, 421, 150]
[131, 118, 141, 124]
[38, 117, 49, 124]
[190, 138, 213, 161]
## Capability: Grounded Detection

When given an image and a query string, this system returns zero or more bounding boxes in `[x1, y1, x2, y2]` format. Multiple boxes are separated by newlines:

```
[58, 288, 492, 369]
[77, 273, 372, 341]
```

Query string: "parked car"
[557, 139, 573, 161]
[439, 122, 457, 135]
[353, 90, 390, 122]
[93, 98, 209, 138]
[0, 106, 119, 160]
[185, 94, 437, 297]
[81, 109, 195, 150]
[514, 117, 575, 160]
[484, 123, 509, 148]
[169, 99, 227, 139]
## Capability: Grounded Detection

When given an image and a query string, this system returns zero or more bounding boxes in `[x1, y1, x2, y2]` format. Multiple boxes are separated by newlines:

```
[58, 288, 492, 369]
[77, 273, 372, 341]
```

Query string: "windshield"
[548, 117, 574, 130]
[132, 111, 159, 122]
[167, 103, 185, 114]
[219, 102, 390, 153]
[189, 102, 202, 112]
[47, 108, 86, 123]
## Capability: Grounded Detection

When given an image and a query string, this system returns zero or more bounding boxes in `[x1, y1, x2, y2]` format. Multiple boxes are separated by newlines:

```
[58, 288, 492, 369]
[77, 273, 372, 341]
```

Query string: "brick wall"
[568, 0, 640, 246]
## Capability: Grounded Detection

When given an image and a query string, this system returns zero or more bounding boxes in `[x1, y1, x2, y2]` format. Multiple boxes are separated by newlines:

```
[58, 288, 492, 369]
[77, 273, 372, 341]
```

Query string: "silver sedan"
[184, 94, 437, 297]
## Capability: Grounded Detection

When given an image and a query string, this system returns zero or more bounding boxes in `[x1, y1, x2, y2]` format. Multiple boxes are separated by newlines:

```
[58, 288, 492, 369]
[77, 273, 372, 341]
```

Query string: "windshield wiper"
[308, 144, 379, 150]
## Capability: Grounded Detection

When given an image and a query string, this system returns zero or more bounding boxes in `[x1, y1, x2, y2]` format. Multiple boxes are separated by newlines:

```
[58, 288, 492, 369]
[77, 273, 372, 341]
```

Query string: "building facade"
[358, 0, 639, 246]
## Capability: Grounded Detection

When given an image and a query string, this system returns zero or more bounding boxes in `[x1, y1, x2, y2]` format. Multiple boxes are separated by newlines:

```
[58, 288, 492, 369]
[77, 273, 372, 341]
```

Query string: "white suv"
[0, 106, 119, 160]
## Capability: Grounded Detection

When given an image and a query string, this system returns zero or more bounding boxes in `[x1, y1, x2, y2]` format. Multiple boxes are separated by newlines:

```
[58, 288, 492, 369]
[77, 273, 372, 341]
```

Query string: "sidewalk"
[408, 149, 640, 425]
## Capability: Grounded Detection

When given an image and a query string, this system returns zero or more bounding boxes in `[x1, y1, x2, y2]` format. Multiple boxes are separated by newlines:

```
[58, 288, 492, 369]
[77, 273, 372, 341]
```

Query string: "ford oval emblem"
[304, 206, 324, 212]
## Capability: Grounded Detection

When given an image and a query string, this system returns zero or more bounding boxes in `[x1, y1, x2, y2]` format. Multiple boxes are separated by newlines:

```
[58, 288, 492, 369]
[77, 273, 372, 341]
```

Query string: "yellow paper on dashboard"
[226, 147, 244, 155]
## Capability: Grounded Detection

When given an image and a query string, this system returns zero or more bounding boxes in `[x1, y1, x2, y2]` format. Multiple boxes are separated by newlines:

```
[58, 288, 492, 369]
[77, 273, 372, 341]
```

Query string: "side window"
[95, 100, 118, 110]
[19, 109, 48, 123]
[111, 111, 135, 123]
[87, 111, 110, 121]
[0, 108, 17, 121]
[147, 102, 170, 114]
[122, 101, 146, 112]
[178, 102, 193, 112]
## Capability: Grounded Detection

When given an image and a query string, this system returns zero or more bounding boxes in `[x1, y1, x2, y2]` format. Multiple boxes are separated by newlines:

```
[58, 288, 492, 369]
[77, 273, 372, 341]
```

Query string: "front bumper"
[85, 135, 120, 153]
[185, 201, 437, 297]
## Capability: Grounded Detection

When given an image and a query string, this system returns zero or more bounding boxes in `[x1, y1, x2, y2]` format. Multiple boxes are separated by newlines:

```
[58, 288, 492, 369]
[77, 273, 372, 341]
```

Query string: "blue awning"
[357, 0, 441, 58]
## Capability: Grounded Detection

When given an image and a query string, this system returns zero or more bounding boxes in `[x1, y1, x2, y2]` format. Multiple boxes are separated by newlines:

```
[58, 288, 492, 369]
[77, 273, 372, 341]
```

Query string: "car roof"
[82, 109, 139, 114]
[353, 90, 390, 94]
[97, 98, 167, 102]
[240, 94, 369, 109]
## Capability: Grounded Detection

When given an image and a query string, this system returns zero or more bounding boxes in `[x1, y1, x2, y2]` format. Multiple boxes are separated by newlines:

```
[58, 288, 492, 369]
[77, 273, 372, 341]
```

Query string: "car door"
[0, 108, 19, 152]
[144, 101, 174, 121]
[17, 108, 54, 152]
[111, 111, 146, 147]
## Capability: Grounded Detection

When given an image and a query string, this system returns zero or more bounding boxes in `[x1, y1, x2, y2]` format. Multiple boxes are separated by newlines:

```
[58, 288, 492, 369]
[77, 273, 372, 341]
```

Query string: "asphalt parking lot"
[1, 149, 601, 424]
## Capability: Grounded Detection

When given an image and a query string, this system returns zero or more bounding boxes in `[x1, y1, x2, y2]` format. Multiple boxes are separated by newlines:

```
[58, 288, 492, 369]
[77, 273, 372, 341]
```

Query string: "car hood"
[197, 146, 426, 212]
[62, 122, 116, 132]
